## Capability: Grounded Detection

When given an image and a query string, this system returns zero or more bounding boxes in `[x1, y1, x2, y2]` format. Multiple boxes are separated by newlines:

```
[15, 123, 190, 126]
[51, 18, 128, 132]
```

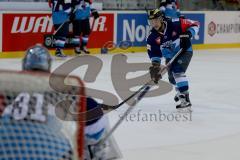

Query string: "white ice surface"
[0, 48, 240, 160]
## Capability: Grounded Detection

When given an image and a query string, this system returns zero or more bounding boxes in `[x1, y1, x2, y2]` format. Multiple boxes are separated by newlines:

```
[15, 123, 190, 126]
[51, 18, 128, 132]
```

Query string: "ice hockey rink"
[0, 48, 240, 160]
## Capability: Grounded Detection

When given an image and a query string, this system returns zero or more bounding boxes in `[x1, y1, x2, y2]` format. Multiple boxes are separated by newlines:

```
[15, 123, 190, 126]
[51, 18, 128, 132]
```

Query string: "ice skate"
[55, 49, 67, 58]
[74, 47, 82, 55]
[175, 93, 192, 112]
[81, 46, 90, 54]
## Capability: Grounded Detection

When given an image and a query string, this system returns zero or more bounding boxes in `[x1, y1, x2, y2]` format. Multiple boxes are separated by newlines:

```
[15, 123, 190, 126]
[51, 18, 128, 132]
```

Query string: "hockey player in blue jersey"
[49, 0, 72, 57]
[147, 9, 199, 109]
[71, 0, 99, 54]
[159, 0, 181, 18]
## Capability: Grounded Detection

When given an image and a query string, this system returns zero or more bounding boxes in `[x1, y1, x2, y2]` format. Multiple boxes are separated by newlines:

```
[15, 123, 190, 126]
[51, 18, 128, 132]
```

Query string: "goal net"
[0, 70, 86, 160]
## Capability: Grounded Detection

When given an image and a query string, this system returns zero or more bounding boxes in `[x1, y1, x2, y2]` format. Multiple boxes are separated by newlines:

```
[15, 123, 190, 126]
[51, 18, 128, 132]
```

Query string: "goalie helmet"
[22, 44, 52, 72]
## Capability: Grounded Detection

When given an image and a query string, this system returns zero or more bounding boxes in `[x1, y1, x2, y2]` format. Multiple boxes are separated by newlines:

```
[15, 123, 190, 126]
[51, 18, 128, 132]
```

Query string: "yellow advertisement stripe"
[193, 43, 240, 50]
[0, 44, 240, 58]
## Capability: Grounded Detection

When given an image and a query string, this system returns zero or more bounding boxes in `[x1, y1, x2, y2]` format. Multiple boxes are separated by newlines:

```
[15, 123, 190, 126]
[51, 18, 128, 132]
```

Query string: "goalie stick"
[97, 48, 184, 146]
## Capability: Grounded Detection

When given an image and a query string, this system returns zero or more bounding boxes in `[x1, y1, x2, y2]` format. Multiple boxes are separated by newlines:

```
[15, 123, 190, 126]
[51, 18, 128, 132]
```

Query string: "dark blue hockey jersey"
[147, 18, 199, 63]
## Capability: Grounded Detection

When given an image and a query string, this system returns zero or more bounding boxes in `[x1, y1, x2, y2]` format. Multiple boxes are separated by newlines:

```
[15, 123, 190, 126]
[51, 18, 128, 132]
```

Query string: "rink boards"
[0, 10, 240, 58]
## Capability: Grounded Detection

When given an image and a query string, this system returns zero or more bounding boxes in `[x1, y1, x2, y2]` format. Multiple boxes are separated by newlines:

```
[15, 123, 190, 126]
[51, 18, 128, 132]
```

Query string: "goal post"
[0, 70, 86, 160]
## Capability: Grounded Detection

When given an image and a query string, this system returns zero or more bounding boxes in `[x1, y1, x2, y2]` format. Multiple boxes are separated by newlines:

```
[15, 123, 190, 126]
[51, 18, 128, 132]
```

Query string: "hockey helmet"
[148, 8, 164, 20]
[22, 44, 52, 72]
[147, 9, 165, 31]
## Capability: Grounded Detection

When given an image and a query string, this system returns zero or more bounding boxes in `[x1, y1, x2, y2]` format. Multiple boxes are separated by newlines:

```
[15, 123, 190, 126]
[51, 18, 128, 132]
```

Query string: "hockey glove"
[180, 31, 192, 50]
[91, 9, 100, 19]
[149, 61, 162, 84]
[69, 12, 76, 22]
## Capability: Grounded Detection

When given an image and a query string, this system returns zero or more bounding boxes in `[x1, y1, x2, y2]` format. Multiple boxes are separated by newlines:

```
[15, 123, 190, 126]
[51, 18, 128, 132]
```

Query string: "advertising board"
[205, 11, 240, 44]
[2, 12, 114, 51]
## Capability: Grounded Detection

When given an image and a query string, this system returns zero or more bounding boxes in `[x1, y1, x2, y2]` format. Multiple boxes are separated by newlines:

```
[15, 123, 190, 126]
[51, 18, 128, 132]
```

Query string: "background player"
[71, 0, 99, 54]
[159, 0, 181, 18]
[49, 0, 72, 57]
[147, 9, 199, 110]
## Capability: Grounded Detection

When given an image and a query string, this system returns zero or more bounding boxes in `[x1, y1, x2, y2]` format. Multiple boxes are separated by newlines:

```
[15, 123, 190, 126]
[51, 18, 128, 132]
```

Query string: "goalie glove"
[91, 9, 100, 19]
[149, 61, 162, 84]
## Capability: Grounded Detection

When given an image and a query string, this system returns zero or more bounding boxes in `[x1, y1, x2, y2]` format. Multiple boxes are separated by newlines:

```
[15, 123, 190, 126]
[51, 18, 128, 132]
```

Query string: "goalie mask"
[147, 9, 164, 31]
[23, 44, 52, 72]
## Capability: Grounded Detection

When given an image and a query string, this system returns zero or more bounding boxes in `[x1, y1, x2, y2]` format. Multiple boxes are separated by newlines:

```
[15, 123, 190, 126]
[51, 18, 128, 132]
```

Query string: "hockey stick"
[145, 6, 149, 14]
[53, 21, 68, 36]
[101, 48, 183, 113]
[98, 86, 151, 146]
[98, 48, 183, 145]
[53, 8, 77, 36]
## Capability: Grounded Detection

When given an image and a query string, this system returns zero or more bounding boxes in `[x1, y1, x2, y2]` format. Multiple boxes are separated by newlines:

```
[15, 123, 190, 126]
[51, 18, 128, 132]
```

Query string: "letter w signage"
[2, 13, 53, 52]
